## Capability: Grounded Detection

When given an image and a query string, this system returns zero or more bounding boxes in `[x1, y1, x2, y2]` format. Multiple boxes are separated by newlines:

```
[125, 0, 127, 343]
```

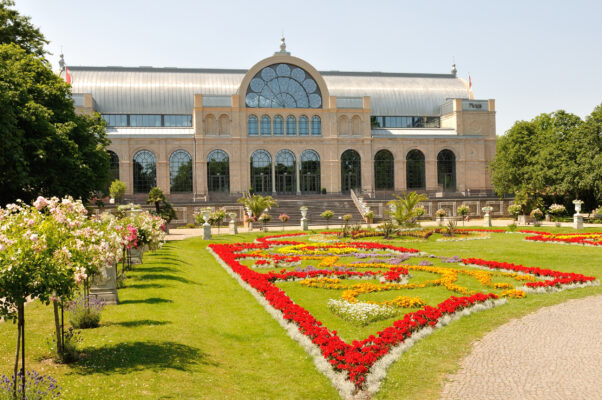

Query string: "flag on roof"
[65, 67, 72, 84]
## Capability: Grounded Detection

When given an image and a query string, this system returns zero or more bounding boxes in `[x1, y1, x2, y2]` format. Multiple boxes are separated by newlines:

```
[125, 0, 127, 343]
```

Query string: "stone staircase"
[260, 196, 364, 227]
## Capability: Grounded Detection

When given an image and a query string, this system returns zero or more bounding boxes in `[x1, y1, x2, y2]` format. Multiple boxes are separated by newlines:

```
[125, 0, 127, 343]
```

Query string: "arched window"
[108, 150, 119, 182]
[311, 116, 321, 136]
[374, 150, 394, 190]
[299, 116, 309, 136]
[406, 150, 425, 189]
[437, 149, 456, 191]
[341, 149, 361, 193]
[300, 150, 320, 193]
[286, 115, 296, 135]
[133, 150, 156, 193]
[169, 150, 192, 193]
[245, 63, 322, 108]
[207, 150, 230, 193]
[275, 150, 296, 194]
[273, 115, 284, 135]
[250, 150, 272, 193]
[261, 115, 271, 136]
[247, 115, 258, 136]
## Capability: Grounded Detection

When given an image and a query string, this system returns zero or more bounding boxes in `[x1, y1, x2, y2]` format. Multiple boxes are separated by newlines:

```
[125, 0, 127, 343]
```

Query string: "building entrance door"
[301, 173, 320, 193]
[276, 173, 295, 194]
[253, 174, 271, 194]
[209, 175, 228, 192]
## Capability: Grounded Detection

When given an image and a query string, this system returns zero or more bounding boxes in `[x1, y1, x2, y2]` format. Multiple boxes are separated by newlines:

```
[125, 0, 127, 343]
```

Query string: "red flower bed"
[523, 232, 602, 246]
[210, 237, 497, 389]
[462, 258, 596, 288]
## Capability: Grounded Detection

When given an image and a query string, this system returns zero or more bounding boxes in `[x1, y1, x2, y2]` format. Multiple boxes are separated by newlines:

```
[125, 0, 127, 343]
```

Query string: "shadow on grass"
[133, 265, 180, 273]
[104, 319, 172, 328]
[133, 273, 199, 285]
[74, 341, 215, 374]
[119, 297, 173, 305]
[125, 282, 169, 290]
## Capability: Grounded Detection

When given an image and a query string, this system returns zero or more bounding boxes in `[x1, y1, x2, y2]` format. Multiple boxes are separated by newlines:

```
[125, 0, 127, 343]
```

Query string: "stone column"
[271, 163, 276, 194]
[296, 164, 301, 195]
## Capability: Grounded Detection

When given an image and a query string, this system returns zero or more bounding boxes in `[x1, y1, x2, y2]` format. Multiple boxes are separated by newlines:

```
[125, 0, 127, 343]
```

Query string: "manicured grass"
[0, 227, 599, 399]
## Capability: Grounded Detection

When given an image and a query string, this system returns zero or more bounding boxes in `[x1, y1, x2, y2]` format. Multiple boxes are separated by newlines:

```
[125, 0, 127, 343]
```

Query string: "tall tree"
[0, 43, 111, 205]
[491, 105, 602, 210]
[0, 0, 47, 57]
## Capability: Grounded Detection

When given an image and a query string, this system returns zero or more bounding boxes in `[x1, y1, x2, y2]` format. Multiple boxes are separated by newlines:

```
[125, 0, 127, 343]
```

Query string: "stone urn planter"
[90, 262, 119, 305]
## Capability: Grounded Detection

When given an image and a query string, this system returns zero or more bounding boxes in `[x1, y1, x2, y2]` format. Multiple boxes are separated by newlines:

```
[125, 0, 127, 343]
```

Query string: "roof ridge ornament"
[274, 35, 291, 56]
[451, 57, 457, 77]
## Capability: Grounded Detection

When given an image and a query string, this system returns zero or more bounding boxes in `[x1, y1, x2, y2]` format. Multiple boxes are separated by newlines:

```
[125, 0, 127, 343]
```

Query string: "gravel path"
[440, 295, 602, 400]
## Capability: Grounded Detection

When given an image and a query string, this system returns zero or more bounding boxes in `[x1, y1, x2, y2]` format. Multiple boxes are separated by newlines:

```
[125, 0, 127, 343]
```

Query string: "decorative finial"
[59, 52, 65, 72]
[451, 57, 457, 76]
[274, 35, 291, 56]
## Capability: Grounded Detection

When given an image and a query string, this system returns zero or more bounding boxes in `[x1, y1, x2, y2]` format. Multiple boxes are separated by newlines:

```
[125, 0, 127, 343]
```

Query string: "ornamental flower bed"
[523, 232, 602, 246]
[208, 233, 597, 398]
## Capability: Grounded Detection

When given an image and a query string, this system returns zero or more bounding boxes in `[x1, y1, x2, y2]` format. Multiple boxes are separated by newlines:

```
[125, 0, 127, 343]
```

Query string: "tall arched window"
[374, 150, 394, 190]
[341, 149, 361, 193]
[250, 150, 272, 193]
[275, 150, 296, 194]
[273, 115, 284, 135]
[300, 150, 320, 193]
[299, 116, 309, 136]
[311, 116, 321, 136]
[247, 115, 258, 136]
[245, 63, 322, 108]
[286, 115, 296, 135]
[338, 116, 348, 135]
[218, 114, 229, 135]
[437, 149, 456, 191]
[261, 115, 271, 136]
[169, 150, 192, 193]
[133, 150, 156, 193]
[108, 151, 119, 182]
[207, 150, 230, 193]
[406, 150, 425, 189]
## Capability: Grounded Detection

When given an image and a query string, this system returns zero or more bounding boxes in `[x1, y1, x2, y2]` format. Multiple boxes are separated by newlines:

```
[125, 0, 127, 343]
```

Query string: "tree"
[490, 105, 602, 211]
[109, 180, 126, 204]
[237, 194, 278, 219]
[0, 43, 111, 206]
[387, 191, 429, 227]
[0, 0, 48, 57]
[146, 187, 176, 223]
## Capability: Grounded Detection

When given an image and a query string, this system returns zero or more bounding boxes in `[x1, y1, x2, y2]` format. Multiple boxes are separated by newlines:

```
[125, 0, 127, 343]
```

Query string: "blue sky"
[16, 0, 602, 134]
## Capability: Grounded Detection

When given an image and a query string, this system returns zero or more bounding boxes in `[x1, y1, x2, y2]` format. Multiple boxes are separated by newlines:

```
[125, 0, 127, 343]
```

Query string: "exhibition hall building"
[65, 39, 497, 210]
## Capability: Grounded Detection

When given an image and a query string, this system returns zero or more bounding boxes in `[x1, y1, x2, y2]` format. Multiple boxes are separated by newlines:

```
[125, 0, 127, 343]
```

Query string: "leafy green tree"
[0, 0, 47, 57]
[387, 191, 429, 227]
[109, 180, 126, 204]
[146, 187, 176, 223]
[237, 194, 278, 219]
[491, 105, 602, 210]
[0, 43, 110, 206]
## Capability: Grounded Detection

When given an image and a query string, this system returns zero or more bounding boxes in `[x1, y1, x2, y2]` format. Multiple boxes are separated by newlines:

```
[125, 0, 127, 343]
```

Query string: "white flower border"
[208, 247, 509, 399]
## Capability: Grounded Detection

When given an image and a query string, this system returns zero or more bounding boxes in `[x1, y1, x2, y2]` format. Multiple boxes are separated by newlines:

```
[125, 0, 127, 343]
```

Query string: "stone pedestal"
[484, 215, 492, 227]
[300, 218, 308, 231]
[437, 217, 444, 226]
[90, 263, 119, 305]
[129, 247, 143, 265]
[229, 220, 238, 234]
[573, 215, 583, 230]
[203, 223, 212, 240]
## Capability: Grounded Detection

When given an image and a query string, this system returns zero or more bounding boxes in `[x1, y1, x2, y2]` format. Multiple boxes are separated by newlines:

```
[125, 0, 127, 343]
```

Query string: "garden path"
[440, 294, 602, 400]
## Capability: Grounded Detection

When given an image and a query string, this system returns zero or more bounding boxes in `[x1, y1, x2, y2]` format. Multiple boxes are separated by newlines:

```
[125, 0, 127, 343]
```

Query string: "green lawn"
[0, 227, 600, 399]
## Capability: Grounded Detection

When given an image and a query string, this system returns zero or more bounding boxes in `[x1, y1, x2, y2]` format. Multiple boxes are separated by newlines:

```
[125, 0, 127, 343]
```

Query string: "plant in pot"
[548, 204, 566, 227]
[321, 210, 334, 228]
[278, 213, 289, 231]
[364, 210, 374, 224]
[435, 208, 446, 226]
[457, 204, 470, 226]
[530, 208, 544, 226]
[508, 204, 522, 222]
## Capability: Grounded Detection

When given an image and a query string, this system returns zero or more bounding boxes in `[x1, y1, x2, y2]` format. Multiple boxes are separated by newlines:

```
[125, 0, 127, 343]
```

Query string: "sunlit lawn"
[0, 226, 599, 399]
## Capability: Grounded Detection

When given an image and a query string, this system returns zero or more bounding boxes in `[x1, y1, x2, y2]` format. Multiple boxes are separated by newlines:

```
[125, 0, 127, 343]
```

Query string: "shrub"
[508, 204, 522, 219]
[109, 180, 126, 204]
[530, 208, 544, 221]
[377, 220, 398, 239]
[435, 208, 447, 218]
[68, 296, 105, 329]
[48, 328, 81, 364]
[457, 204, 470, 217]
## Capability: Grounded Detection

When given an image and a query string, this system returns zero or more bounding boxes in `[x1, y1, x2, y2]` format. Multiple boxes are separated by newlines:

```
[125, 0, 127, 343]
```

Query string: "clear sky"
[15, 0, 602, 134]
